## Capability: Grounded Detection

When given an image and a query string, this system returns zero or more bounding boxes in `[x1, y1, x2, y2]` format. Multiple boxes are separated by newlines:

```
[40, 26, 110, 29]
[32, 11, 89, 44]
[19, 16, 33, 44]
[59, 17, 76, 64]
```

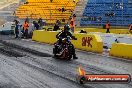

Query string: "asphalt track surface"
[0, 35, 132, 88]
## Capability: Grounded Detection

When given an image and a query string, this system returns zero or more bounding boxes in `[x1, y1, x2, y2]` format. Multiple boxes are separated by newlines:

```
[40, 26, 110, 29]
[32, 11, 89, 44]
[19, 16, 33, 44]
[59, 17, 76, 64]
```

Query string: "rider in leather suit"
[55, 25, 78, 59]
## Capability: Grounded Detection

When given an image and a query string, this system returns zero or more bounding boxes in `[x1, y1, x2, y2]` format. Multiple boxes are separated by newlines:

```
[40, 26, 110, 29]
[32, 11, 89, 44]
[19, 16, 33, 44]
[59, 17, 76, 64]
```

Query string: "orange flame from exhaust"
[78, 67, 86, 76]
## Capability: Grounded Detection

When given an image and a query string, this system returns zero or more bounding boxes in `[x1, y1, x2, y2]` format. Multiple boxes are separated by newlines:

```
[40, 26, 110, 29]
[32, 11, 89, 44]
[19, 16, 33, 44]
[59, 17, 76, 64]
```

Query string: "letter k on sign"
[82, 37, 93, 48]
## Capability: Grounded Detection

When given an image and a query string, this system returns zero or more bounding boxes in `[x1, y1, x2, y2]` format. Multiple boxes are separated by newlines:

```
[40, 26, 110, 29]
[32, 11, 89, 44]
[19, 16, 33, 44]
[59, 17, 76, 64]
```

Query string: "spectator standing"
[18, 22, 22, 38]
[105, 21, 110, 33]
[23, 21, 29, 38]
[56, 20, 61, 26]
[14, 20, 19, 38]
[38, 18, 43, 29]
[32, 21, 35, 30]
[53, 23, 59, 31]
[62, 7, 65, 12]
[34, 21, 40, 30]
[70, 14, 76, 33]
[14, 20, 22, 38]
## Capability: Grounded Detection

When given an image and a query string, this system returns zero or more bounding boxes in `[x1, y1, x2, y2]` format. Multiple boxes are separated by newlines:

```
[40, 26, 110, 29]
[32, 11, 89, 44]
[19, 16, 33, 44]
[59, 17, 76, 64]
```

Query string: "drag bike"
[53, 36, 77, 60]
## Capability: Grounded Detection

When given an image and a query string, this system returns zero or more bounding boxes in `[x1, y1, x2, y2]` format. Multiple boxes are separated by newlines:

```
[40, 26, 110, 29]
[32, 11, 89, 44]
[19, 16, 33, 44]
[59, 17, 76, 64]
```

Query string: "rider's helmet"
[64, 24, 70, 32]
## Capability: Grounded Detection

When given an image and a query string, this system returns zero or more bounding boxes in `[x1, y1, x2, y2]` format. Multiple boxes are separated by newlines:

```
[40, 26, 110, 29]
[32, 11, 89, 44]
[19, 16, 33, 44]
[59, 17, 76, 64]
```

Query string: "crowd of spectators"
[14, 17, 46, 39]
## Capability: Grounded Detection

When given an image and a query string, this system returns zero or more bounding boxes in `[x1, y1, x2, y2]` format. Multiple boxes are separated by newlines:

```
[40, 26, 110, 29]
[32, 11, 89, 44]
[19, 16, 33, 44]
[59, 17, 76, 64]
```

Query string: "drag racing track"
[0, 35, 132, 88]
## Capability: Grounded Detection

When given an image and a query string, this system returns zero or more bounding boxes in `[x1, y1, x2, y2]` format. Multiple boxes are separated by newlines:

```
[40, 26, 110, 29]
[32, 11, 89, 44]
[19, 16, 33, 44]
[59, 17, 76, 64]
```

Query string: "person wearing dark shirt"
[38, 18, 43, 29]
[55, 25, 78, 59]
[53, 23, 59, 31]
[56, 20, 61, 26]
[14, 20, 20, 38]
[34, 22, 40, 30]
[62, 7, 65, 12]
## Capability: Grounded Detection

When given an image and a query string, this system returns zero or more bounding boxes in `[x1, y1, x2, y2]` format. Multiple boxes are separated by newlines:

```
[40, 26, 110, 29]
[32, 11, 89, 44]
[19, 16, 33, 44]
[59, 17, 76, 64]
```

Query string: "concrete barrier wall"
[76, 28, 130, 34]
[72, 33, 103, 53]
[110, 43, 132, 59]
[32, 30, 103, 53]
[32, 30, 57, 44]
[41, 27, 130, 34]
